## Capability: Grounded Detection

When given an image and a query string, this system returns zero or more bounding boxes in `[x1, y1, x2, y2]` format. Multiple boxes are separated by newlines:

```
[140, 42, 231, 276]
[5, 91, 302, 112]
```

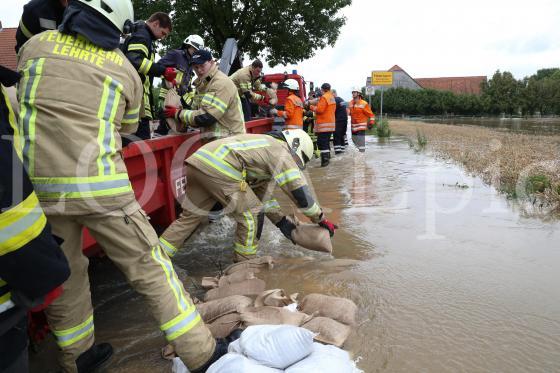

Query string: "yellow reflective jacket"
[16, 30, 143, 215]
[230, 65, 263, 101]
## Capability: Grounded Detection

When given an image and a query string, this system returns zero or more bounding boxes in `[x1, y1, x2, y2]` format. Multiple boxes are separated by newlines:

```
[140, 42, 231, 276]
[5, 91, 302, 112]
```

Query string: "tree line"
[367, 68, 560, 116]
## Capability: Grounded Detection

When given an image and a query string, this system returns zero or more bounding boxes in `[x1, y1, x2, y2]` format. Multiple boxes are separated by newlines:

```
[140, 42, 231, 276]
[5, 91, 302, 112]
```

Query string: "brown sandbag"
[254, 289, 298, 307]
[223, 256, 274, 275]
[298, 293, 357, 325]
[208, 313, 243, 338]
[289, 216, 333, 254]
[240, 306, 313, 327]
[218, 269, 257, 288]
[201, 276, 219, 290]
[302, 317, 351, 347]
[196, 295, 253, 323]
[163, 85, 182, 134]
[203, 278, 266, 302]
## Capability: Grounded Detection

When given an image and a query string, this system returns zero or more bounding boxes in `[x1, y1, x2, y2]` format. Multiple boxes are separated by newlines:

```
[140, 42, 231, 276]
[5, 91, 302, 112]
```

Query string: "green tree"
[133, 0, 352, 66]
[481, 70, 522, 115]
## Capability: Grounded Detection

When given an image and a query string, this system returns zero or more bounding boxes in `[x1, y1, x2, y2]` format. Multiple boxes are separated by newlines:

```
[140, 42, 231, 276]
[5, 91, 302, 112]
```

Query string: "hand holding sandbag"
[318, 218, 338, 237]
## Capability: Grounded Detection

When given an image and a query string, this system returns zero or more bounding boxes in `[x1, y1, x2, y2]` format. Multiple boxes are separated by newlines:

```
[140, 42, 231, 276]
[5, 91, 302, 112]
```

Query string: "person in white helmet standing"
[155, 34, 205, 135]
[17, 1, 224, 371]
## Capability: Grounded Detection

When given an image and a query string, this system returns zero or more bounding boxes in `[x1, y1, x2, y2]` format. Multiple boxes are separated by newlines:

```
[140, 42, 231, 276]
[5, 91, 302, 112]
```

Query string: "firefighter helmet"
[351, 86, 362, 93]
[77, 0, 134, 33]
[282, 129, 315, 169]
[183, 34, 204, 51]
[284, 79, 299, 91]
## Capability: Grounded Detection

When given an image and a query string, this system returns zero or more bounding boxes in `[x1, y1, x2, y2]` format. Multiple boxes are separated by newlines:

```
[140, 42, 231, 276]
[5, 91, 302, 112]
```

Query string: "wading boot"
[76, 343, 113, 373]
[320, 153, 330, 167]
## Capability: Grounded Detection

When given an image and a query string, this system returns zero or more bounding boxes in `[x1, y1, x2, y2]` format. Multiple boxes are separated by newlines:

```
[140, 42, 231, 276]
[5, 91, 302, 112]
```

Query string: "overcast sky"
[2, 0, 559, 98]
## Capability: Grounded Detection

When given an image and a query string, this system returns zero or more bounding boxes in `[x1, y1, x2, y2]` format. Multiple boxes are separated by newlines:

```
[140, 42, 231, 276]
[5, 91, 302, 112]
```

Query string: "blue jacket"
[158, 49, 194, 97]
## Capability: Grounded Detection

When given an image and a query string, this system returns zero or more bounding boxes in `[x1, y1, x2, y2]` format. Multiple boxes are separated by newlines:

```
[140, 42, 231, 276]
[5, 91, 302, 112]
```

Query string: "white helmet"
[284, 79, 299, 91]
[351, 86, 362, 93]
[183, 34, 204, 50]
[77, 0, 134, 33]
[282, 129, 315, 169]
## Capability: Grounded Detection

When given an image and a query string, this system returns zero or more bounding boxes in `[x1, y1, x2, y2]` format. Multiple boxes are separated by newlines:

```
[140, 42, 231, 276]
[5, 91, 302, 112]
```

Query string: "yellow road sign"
[372, 71, 393, 86]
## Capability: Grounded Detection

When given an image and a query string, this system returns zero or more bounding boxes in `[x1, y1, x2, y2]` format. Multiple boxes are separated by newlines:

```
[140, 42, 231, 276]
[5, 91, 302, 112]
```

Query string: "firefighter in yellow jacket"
[230, 59, 264, 121]
[158, 129, 337, 262]
[164, 49, 245, 143]
[16, 1, 223, 372]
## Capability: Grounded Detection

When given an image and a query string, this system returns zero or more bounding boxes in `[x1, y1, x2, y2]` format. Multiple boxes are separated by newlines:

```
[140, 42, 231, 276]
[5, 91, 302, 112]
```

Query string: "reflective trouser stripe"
[234, 242, 258, 255]
[159, 237, 178, 257]
[97, 76, 123, 176]
[193, 150, 243, 181]
[214, 139, 270, 159]
[302, 202, 321, 218]
[274, 168, 301, 186]
[20, 58, 45, 176]
[0, 192, 47, 254]
[52, 315, 94, 348]
[151, 246, 189, 312]
[31, 174, 132, 199]
[263, 199, 280, 213]
[142, 79, 152, 119]
[160, 305, 202, 342]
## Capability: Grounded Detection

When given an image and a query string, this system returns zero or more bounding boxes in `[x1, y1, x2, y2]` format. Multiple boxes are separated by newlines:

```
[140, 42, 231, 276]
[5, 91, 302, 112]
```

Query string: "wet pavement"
[30, 134, 560, 372]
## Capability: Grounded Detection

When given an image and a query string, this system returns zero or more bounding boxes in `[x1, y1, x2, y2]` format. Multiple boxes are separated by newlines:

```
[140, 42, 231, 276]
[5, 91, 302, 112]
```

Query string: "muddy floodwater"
[419, 116, 560, 135]
[31, 134, 560, 372]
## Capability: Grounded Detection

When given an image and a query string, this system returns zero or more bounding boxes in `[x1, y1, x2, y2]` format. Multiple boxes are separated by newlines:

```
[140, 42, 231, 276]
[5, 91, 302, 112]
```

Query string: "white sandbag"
[207, 353, 282, 373]
[239, 325, 315, 369]
[171, 357, 189, 373]
[227, 338, 242, 354]
[285, 343, 363, 373]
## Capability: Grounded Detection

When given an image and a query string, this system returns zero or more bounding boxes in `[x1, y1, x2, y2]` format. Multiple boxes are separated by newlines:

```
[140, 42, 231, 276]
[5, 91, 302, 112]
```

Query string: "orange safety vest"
[312, 91, 336, 133]
[349, 98, 375, 132]
[278, 93, 303, 129]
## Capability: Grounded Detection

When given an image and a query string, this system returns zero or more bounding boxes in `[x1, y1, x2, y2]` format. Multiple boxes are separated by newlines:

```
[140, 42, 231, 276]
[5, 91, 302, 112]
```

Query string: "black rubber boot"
[76, 343, 113, 373]
[190, 338, 229, 373]
[320, 153, 330, 167]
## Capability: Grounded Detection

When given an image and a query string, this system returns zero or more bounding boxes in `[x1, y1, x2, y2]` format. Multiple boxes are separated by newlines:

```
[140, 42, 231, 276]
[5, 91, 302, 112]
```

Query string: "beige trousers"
[160, 166, 265, 261]
[46, 206, 214, 372]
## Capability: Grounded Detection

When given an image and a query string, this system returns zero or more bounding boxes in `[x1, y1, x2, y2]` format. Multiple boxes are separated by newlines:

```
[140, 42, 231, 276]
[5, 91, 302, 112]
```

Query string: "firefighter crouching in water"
[348, 87, 375, 152]
[230, 59, 264, 122]
[16, 1, 228, 371]
[164, 49, 246, 144]
[309, 83, 336, 167]
[269, 79, 304, 130]
[158, 130, 337, 262]
[155, 34, 205, 136]
[1, 64, 70, 373]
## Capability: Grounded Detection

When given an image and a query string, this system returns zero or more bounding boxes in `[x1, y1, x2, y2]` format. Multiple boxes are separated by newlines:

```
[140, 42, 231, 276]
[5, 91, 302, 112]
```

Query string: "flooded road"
[31, 135, 560, 372]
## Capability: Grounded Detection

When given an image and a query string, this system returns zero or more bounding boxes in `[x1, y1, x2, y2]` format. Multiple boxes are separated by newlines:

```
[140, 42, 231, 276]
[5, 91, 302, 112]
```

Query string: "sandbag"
[163, 84, 182, 134]
[239, 325, 315, 369]
[289, 216, 333, 254]
[223, 256, 274, 275]
[302, 317, 351, 347]
[208, 313, 242, 338]
[298, 293, 357, 325]
[218, 269, 257, 288]
[201, 276, 219, 289]
[285, 343, 363, 373]
[196, 295, 253, 323]
[207, 353, 283, 373]
[240, 306, 312, 327]
[204, 279, 266, 302]
[254, 289, 298, 307]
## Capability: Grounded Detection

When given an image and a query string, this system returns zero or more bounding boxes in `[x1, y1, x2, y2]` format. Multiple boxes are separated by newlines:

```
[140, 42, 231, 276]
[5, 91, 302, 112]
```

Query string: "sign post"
[365, 85, 375, 108]
[372, 71, 393, 120]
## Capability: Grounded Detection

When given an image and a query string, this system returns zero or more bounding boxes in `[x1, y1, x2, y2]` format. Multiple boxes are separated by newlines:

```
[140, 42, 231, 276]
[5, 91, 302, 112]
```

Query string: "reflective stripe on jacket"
[349, 99, 374, 132]
[277, 93, 303, 129]
[17, 30, 143, 214]
[311, 91, 336, 133]
[15, 0, 66, 53]
[230, 66, 263, 100]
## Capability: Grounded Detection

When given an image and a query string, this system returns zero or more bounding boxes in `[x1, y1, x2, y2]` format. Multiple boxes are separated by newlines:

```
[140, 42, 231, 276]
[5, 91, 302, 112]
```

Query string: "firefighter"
[15, 0, 69, 53]
[309, 83, 336, 167]
[158, 130, 337, 262]
[348, 87, 375, 152]
[332, 89, 348, 154]
[16, 1, 223, 371]
[230, 59, 264, 121]
[122, 12, 178, 140]
[270, 79, 304, 130]
[164, 49, 245, 143]
[155, 34, 205, 135]
[0, 64, 70, 373]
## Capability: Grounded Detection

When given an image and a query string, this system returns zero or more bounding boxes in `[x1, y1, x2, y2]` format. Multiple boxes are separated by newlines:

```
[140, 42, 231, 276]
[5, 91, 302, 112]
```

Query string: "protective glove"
[269, 108, 278, 116]
[163, 67, 177, 83]
[276, 216, 297, 243]
[164, 105, 180, 119]
[318, 218, 338, 237]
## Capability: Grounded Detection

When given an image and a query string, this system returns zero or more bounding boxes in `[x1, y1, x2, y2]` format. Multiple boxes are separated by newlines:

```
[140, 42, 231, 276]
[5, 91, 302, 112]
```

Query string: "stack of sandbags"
[196, 295, 253, 338]
[297, 294, 358, 347]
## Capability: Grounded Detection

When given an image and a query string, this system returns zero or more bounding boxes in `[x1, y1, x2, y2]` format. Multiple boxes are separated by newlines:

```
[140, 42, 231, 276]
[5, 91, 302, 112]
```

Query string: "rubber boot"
[76, 343, 113, 373]
[190, 338, 229, 373]
[320, 153, 330, 167]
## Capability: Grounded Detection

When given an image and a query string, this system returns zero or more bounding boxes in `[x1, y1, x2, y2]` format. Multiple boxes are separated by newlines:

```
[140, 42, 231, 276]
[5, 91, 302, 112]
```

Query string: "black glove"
[276, 217, 296, 243]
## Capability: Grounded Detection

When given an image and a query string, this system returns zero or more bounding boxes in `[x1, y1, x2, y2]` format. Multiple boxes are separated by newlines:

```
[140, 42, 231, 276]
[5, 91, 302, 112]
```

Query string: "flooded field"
[30, 134, 560, 372]
[416, 116, 560, 135]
